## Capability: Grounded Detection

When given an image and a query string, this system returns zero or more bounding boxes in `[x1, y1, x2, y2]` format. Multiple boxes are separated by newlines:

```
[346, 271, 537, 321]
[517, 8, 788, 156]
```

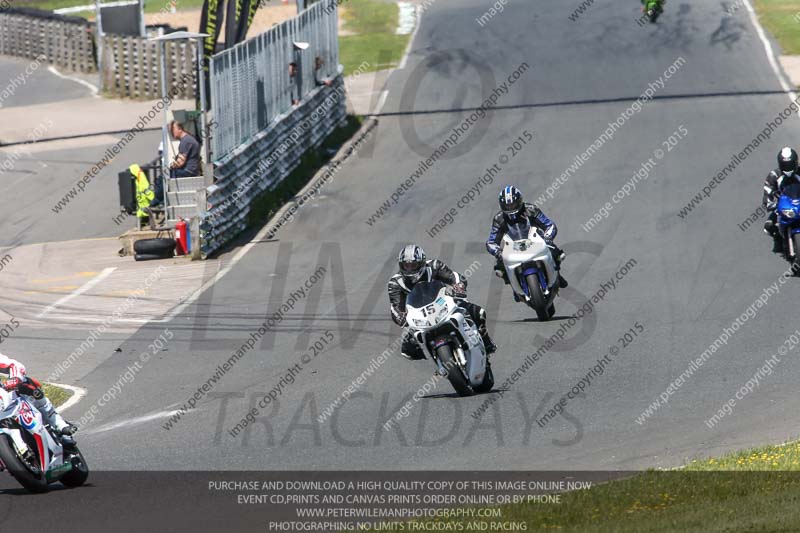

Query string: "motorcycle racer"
[487, 186, 568, 289]
[763, 147, 800, 252]
[388, 245, 497, 360]
[0, 353, 77, 438]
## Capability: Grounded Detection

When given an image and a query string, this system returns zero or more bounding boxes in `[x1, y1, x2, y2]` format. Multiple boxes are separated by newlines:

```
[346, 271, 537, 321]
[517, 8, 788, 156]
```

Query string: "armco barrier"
[197, 76, 347, 257]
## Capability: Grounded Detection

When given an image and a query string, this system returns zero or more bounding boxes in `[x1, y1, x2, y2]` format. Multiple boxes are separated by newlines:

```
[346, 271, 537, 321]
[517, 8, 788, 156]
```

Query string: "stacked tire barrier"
[199, 77, 347, 258]
[0, 8, 96, 72]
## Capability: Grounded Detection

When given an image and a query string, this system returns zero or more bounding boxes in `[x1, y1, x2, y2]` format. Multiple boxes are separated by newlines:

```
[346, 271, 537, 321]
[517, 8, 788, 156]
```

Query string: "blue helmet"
[499, 186, 524, 219]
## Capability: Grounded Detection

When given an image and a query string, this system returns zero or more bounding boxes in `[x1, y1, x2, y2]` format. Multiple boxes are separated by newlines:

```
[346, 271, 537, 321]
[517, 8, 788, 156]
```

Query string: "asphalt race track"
[4, 0, 800, 528]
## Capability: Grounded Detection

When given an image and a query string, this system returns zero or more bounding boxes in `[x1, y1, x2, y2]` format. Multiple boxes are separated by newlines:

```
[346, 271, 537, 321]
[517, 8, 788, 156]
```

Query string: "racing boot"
[32, 396, 77, 437]
[482, 332, 497, 355]
[551, 245, 568, 288]
[494, 260, 510, 285]
[773, 234, 784, 254]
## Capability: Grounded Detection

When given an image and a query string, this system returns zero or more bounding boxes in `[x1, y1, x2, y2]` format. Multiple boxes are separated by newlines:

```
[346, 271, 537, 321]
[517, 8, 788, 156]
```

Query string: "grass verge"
[246, 114, 363, 228]
[42, 383, 73, 408]
[339, 0, 410, 76]
[349, 441, 800, 532]
[753, 0, 800, 55]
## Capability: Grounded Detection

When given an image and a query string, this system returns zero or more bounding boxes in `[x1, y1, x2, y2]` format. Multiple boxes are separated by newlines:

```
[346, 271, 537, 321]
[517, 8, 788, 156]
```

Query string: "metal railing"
[209, 0, 339, 157]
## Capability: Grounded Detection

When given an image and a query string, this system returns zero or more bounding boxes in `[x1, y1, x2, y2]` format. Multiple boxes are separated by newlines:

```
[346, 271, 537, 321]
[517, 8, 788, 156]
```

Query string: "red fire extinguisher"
[175, 218, 189, 256]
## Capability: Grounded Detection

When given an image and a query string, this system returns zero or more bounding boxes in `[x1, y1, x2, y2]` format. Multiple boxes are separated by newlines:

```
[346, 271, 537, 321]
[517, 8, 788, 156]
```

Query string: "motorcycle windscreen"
[506, 220, 531, 241]
[406, 280, 447, 308]
[782, 182, 800, 200]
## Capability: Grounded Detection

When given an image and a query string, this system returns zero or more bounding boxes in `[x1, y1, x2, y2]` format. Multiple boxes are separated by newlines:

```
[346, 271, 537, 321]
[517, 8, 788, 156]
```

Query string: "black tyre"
[473, 363, 494, 394]
[60, 446, 89, 488]
[547, 303, 556, 319]
[133, 238, 175, 256]
[526, 274, 550, 322]
[792, 234, 800, 274]
[0, 435, 48, 493]
[435, 344, 474, 397]
[134, 253, 170, 262]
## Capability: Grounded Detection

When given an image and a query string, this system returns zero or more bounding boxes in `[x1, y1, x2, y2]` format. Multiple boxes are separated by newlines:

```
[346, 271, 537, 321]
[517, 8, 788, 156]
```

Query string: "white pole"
[159, 40, 170, 212]
[95, 0, 103, 89]
[139, 0, 146, 37]
[196, 37, 211, 185]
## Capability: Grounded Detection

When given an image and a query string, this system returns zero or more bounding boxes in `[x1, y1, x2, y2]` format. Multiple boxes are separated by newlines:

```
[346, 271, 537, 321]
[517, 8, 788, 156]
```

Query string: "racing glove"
[17, 377, 44, 399]
[452, 282, 467, 298]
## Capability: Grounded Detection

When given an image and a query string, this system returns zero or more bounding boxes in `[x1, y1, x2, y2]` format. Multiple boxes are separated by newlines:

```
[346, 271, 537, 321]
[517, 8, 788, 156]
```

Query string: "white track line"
[397, 4, 422, 71]
[49, 382, 87, 413]
[742, 0, 798, 102]
[47, 65, 99, 96]
[36, 267, 116, 319]
[82, 409, 182, 435]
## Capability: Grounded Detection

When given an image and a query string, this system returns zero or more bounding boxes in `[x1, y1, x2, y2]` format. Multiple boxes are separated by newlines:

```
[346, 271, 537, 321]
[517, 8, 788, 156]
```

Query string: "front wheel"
[792, 233, 800, 274]
[0, 435, 48, 493]
[473, 363, 494, 394]
[526, 274, 551, 321]
[435, 344, 474, 397]
[60, 446, 89, 488]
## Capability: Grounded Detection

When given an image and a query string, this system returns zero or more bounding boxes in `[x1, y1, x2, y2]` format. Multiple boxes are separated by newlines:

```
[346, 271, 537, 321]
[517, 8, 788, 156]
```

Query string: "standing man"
[289, 62, 302, 105]
[150, 120, 201, 207]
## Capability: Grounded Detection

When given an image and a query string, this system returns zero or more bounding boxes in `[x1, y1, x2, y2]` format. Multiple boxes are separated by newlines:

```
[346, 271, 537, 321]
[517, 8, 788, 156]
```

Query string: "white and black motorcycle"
[405, 280, 494, 396]
[501, 219, 560, 321]
[0, 388, 89, 493]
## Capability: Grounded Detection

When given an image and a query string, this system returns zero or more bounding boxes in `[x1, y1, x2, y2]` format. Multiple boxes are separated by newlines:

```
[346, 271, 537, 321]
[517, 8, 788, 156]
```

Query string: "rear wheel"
[0, 435, 48, 493]
[526, 274, 550, 322]
[435, 344, 474, 397]
[60, 446, 89, 488]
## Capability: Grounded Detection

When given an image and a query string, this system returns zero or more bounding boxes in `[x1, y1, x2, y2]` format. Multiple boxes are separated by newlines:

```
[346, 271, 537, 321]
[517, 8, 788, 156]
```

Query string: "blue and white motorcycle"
[776, 182, 800, 272]
[500, 219, 560, 321]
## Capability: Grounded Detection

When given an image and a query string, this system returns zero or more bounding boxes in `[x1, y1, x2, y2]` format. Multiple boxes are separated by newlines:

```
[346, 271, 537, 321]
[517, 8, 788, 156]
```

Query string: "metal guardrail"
[198, 77, 347, 258]
[209, 0, 339, 157]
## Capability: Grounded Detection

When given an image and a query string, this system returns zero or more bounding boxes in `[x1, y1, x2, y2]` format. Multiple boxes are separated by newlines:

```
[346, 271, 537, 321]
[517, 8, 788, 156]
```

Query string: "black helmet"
[499, 186, 524, 220]
[778, 147, 798, 176]
[398, 244, 427, 283]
